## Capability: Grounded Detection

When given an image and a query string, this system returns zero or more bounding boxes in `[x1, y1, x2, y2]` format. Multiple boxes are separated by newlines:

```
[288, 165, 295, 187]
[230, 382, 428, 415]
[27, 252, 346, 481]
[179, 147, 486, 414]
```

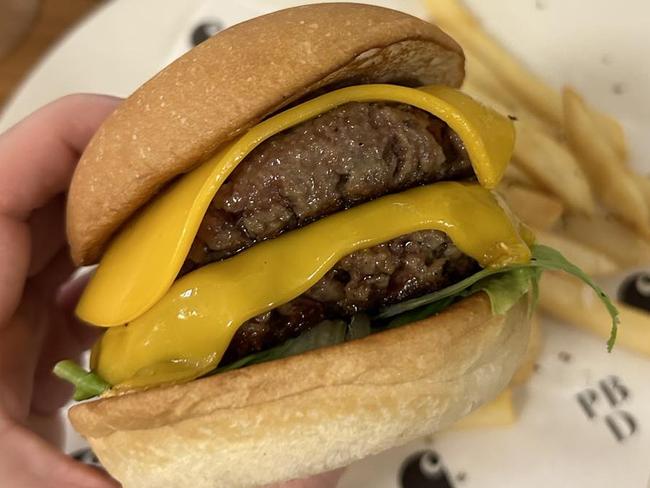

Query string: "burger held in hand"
[55, 4, 618, 488]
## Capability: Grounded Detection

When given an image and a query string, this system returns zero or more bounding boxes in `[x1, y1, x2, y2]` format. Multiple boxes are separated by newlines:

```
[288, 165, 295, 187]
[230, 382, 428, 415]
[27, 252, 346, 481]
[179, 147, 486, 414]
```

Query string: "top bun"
[66, 3, 465, 265]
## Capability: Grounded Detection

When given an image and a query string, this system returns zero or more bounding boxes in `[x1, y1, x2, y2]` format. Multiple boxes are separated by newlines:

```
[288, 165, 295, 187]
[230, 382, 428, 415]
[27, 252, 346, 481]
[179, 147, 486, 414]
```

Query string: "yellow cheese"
[76, 84, 515, 327]
[93, 182, 530, 389]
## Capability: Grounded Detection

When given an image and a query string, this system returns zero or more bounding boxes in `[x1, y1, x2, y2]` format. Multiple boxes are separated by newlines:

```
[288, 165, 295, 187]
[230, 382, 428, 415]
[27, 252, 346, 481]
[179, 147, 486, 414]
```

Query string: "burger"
[54, 4, 617, 487]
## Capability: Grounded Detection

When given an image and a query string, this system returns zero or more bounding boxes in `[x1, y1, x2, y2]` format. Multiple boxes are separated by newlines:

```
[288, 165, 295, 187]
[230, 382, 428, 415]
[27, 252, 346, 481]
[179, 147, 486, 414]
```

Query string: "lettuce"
[53, 360, 110, 401]
[377, 245, 618, 351]
[216, 319, 348, 373]
[216, 313, 375, 373]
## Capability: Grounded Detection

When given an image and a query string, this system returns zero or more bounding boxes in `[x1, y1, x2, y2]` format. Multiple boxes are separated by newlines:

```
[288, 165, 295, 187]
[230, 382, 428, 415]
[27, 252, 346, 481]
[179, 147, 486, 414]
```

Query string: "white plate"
[3, 1, 649, 487]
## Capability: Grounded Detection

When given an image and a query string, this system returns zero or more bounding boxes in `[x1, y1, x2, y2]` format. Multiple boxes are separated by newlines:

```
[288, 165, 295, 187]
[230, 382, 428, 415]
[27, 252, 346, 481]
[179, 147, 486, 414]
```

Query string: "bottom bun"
[69, 292, 530, 488]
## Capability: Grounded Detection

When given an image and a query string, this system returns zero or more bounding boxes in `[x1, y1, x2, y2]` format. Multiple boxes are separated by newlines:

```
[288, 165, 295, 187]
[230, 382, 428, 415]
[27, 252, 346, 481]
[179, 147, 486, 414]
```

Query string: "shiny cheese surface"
[76, 84, 515, 327]
[93, 182, 531, 389]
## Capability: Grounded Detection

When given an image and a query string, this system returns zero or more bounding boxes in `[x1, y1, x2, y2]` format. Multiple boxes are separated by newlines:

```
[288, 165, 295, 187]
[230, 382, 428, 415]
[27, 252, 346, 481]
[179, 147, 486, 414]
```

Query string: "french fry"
[499, 185, 564, 230]
[423, 0, 479, 27]
[561, 213, 650, 267]
[426, 0, 629, 166]
[463, 78, 553, 140]
[634, 176, 650, 219]
[539, 273, 650, 356]
[592, 110, 629, 163]
[451, 389, 516, 430]
[464, 53, 518, 111]
[563, 87, 648, 233]
[510, 313, 542, 386]
[425, 0, 563, 126]
[502, 163, 539, 189]
[463, 81, 510, 116]
[463, 54, 563, 140]
[464, 79, 558, 142]
[513, 123, 596, 215]
[534, 229, 619, 276]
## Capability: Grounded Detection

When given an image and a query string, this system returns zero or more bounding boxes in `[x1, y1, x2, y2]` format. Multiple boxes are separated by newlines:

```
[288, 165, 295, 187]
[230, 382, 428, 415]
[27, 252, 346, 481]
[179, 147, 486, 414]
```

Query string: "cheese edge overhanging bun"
[67, 2, 465, 265]
[70, 293, 530, 488]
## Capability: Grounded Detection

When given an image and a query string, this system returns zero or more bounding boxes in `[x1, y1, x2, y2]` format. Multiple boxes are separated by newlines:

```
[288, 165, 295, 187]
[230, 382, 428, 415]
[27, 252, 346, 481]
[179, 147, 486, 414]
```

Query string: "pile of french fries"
[423, 0, 650, 428]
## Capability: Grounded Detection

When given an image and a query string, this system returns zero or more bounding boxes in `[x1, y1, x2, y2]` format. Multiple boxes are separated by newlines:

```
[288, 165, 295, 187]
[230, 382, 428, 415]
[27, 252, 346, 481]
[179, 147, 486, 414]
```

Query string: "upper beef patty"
[185, 101, 472, 269]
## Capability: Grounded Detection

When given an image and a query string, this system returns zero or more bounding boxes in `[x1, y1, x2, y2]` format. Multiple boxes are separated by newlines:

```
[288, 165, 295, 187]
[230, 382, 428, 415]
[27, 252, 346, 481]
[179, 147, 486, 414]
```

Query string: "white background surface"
[2, 1, 648, 487]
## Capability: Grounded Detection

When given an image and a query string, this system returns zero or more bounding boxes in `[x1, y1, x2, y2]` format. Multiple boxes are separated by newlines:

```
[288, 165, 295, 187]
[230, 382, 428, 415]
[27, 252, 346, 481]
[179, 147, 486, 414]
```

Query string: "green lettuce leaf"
[216, 314, 376, 373]
[53, 360, 110, 401]
[348, 313, 372, 339]
[383, 296, 456, 330]
[467, 267, 536, 316]
[375, 265, 526, 320]
[377, 244, 619, 351]
[216, 319, 350, 373]
[531, 245, 619, 350]
[377, 267, 536, 330]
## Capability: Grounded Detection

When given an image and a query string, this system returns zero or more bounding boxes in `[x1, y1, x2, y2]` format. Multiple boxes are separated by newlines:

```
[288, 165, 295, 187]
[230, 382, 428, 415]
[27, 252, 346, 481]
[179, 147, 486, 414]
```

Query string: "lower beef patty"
[221, 230, 477, 364]
[185, 101, 473, 269]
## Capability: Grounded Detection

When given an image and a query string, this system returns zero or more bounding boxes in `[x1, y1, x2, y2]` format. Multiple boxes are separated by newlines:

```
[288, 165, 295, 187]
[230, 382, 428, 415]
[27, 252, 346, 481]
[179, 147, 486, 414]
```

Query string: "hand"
[0, 94, 122, 487]
[0, 95, 344, 488]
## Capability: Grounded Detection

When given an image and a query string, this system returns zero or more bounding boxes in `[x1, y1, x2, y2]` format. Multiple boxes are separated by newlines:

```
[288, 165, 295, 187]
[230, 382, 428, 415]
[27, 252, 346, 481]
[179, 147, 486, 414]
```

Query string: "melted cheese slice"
[92, 182, 530, 389]
[76, 84, 515, 327]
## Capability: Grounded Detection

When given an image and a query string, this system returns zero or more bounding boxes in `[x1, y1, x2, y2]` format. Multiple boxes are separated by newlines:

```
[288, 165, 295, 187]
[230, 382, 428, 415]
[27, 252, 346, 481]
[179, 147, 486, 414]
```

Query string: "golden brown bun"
[66, 3, 464, 265]
[69, 293, 530, 488]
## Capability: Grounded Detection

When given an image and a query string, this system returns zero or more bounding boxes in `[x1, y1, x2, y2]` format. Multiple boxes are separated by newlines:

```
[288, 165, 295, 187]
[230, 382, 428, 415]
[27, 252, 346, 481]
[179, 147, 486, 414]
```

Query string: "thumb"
[0, 419, 119, 488]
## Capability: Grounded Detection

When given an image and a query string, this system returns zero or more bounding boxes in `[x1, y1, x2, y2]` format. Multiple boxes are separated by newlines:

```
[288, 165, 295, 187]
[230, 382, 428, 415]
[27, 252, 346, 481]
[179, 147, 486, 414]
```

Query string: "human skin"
[0, 94, 343, 488]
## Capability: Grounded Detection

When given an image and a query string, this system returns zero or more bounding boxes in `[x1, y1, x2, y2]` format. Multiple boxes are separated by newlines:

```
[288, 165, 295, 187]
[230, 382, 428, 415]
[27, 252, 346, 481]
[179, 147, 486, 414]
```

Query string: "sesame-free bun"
[66, 3, 464, 265]
[69, 293, 530, 488]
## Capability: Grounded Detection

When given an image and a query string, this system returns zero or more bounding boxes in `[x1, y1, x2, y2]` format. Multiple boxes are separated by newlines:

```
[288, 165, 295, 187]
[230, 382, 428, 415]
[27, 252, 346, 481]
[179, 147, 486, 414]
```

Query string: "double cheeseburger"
[55, 4, 616, 488]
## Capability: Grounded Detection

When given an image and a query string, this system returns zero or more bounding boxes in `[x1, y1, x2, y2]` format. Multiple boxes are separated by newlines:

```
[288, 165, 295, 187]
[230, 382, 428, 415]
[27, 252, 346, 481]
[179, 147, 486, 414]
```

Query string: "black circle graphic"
[618, 272, 650, 312]
[400, 450, 455, 488]
[191, 20, 225, 46]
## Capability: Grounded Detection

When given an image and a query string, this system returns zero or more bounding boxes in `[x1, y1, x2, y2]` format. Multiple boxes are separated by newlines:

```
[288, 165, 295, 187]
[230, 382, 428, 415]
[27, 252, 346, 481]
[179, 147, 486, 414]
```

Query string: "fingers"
[0, 94, 121, 219]
[0, 419, 119, 488]
[0, 298, 47, 420]
[25, 412, 65, 447]
[27, 195, 66, 277]
[0, 95, 122, 488]
[0, 94, 120, 326]
[30, 250, 84, 415]
[56, 267, 93, 314]
[56, 268, 103, 348]
[0, 249, 75, 419]
[0, 215, 29, 328]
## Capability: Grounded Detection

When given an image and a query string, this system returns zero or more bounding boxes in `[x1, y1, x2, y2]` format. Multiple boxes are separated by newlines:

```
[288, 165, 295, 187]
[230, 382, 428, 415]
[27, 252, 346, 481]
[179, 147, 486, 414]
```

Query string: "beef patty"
[221, 230, 477, 364]
[180, 101, 478, 364]
[186, 101, 473, 269]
